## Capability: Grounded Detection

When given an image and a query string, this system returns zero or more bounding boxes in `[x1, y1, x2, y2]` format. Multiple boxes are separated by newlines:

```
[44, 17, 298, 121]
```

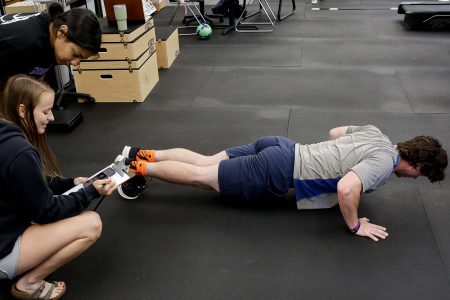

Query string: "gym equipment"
[398, 2, 450, 30]
[117, 175, 148, 200]
[183, 0, 223, 27]
[235, 0, 277, 33]
[277, 0, 296, 21]
[168, 0, 209, 36]
[46, 110, 84, 133]
[196, 23, 213, 39]
[0, 0, 5, 15]
[63, 155, 135, 210]
[156, 26, 180, 69]
[47, 65, 94, 133]
[72, 18, 159, 103]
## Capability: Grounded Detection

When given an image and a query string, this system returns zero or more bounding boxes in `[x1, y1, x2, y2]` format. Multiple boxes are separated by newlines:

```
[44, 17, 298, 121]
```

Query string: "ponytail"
[48, 2, 64, 21]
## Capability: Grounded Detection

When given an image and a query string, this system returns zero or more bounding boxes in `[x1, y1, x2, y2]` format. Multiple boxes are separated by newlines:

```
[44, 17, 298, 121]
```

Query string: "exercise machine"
[398, 2, 450, 30]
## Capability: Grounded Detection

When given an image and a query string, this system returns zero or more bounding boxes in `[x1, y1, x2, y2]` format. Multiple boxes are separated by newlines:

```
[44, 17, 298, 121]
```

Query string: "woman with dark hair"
[0, 3, 101, 87]
[0, 75, 117, 299]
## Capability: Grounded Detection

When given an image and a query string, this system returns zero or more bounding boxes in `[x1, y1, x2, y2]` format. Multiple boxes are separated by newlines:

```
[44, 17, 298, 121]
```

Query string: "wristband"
[350, 220, 361, 234]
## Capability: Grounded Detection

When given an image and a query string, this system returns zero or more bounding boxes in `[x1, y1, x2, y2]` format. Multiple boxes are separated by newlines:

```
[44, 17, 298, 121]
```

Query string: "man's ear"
[17, 104, 26, 118]
[57, 25, 68, 39]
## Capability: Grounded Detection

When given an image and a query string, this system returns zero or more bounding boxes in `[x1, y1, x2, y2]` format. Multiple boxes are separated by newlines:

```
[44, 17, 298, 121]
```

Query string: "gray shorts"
[0, 236, 21, 279]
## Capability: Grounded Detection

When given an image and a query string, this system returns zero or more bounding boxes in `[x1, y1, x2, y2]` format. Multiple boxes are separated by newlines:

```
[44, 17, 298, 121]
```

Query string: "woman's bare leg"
[14, 211, 102, 298]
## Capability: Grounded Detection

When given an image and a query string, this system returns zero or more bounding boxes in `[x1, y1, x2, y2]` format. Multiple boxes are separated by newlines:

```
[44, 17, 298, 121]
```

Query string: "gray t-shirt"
[293, 125, 399, 209]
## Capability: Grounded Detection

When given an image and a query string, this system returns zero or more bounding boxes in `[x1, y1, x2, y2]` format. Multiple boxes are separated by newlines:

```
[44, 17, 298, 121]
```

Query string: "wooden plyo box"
[96, 18, 156, 60]
[5, 1, 36, 14]
[72, 18, 159, 102]
[156, 27, 179, 69]
[72, 50, 158, 103]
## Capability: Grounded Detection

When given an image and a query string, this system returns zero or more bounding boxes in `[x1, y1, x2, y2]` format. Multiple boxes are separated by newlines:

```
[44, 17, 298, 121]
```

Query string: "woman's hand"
[74, 177, 88, 185]
[93, 178, 117, 196]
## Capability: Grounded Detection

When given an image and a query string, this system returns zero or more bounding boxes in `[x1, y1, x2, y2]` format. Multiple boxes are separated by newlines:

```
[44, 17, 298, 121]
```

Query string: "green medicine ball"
[196, 23, 212, 40]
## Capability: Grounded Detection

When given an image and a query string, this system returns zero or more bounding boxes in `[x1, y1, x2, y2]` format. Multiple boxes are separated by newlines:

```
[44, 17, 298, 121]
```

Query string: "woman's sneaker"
[118, 175, 148, 200]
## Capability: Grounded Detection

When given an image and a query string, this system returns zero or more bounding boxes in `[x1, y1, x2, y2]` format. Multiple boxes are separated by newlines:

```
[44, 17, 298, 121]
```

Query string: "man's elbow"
[337, 182, 359, 202]
[329, 128, 338, 140]
[337, 186, 352, 201]
[329, 127, 347, 140]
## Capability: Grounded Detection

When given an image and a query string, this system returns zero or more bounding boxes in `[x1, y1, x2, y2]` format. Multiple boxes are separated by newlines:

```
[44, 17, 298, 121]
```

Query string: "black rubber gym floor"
[2, 0, 450, 299]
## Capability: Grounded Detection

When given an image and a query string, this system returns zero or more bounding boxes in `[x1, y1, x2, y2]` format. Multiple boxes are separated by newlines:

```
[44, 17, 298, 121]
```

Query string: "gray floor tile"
[192, 66, 413, 112]
[397, 68, 450, 113]
[301, 37, 450, 68]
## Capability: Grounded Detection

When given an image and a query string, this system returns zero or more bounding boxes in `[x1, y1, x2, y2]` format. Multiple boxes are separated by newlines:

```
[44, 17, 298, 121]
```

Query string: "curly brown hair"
[397, 136, 447, 182]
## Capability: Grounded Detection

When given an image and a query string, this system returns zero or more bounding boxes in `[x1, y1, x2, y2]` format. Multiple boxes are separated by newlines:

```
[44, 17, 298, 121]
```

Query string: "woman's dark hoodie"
[0, 120, 98, 259]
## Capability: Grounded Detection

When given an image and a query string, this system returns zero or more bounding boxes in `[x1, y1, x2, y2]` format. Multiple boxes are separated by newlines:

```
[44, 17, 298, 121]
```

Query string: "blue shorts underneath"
[218, 136, 295, 200]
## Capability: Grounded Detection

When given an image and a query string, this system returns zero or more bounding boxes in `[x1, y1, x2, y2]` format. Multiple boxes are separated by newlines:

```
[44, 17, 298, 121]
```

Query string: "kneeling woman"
[0, 75, 117, 300]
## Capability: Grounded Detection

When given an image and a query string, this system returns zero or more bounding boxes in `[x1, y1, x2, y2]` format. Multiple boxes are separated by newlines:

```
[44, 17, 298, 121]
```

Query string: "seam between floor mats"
[189, 66, 216, 108]
[394, 68, 417, 114]
[417, 189, 450, 285]
[286, 108, 292, 137]
[299, 39, 304, 68]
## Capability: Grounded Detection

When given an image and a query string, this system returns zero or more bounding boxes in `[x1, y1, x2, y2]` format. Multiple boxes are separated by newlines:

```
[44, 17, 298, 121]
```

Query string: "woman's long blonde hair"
[1, 75, 60, 178]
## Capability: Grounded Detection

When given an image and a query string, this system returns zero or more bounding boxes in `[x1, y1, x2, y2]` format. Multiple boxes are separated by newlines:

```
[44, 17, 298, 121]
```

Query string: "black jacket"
[0, 120, 99, 259]
[0, 13, 56, 86]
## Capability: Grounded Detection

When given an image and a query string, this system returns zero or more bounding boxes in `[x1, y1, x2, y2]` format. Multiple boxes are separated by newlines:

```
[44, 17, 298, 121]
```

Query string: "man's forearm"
[338, 188, 361, 230]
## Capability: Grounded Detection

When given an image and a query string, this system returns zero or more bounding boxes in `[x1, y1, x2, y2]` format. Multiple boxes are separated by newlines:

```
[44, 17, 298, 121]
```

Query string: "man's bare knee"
[192, 165, 219, 191]
[191, 166, 217, 190]
[201, 151, 229, 166]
